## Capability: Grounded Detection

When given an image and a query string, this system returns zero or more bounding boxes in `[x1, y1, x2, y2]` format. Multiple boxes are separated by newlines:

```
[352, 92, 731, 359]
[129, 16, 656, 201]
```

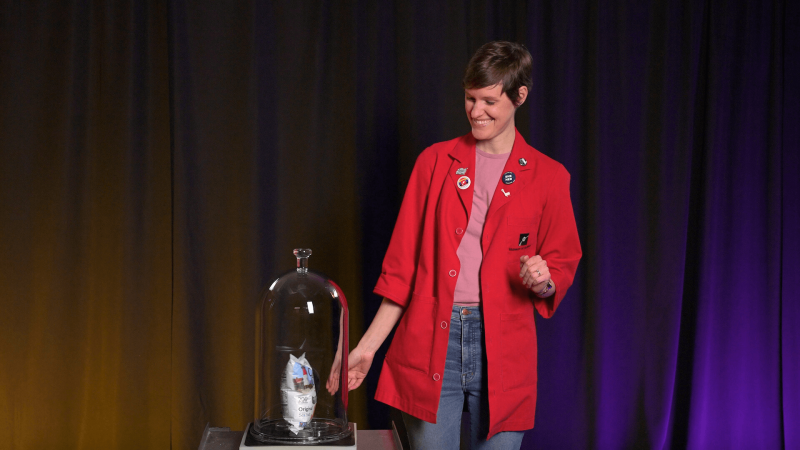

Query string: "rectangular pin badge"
[456, 168, 467, 175]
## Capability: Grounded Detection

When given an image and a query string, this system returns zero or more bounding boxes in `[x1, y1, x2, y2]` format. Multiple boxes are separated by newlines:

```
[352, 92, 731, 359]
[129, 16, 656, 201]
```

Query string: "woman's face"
[464, 84, 521, 143]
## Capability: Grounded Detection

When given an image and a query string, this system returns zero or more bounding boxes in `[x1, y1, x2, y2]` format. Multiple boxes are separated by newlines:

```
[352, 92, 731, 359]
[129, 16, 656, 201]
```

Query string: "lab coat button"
[456, 227, 464, 235]
[441, 321, 447, 329]
[449, 269, 457, 277]
[433, 373, 441, 381]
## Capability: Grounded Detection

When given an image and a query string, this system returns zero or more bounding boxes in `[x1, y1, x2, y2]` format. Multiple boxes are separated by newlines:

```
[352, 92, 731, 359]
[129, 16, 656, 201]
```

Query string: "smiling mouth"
[473, 119, 493, 126]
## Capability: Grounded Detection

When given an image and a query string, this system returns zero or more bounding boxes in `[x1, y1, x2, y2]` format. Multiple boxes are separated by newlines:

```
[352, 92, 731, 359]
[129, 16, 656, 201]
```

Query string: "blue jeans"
[402, 306, 525, 450]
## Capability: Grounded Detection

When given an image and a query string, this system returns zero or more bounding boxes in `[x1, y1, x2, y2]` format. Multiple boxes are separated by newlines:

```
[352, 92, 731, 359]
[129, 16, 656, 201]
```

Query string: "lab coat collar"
[447, 134, 477, 219]
[446, 129, 536, 221]
[485, 128, 536, 219]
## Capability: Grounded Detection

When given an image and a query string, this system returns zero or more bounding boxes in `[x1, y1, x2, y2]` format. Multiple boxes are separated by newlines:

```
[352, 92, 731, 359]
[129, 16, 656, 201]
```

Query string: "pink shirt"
[453, 148, 511, 305]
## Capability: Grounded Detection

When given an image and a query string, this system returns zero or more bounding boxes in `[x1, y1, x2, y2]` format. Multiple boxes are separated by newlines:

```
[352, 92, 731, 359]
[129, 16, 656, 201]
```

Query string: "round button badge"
[502, 171, 516, 185]
[457, 176, 471, 190]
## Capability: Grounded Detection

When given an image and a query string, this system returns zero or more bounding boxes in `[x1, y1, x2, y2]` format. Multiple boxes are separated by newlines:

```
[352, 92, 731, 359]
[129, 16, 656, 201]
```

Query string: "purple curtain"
[524, 1, 798, 448]
[1, 0, 795, 448]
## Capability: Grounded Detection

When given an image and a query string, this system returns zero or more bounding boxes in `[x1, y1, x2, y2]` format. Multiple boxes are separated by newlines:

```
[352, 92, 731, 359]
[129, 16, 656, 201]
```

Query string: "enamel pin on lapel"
[456, 168, 467, 175]
[519, 158, 527, 166]
[457, 176, 471, 190]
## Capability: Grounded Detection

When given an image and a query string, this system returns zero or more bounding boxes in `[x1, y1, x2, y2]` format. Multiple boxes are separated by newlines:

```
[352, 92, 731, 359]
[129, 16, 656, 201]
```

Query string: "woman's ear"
[515, 86, 529, 107]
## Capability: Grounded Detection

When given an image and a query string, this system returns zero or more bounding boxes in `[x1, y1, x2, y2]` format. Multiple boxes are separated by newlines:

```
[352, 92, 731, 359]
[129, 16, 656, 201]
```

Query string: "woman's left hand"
[519, 254, 550, 291]
[326, 346, 342, 395]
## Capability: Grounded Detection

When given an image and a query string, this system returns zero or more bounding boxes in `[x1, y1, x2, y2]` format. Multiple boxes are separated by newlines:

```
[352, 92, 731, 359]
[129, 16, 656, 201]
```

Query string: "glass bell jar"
[250, 249, 352, 444]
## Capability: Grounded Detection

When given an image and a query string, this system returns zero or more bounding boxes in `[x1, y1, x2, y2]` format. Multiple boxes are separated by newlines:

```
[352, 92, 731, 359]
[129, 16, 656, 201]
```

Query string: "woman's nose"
[470, 104, 482, 118]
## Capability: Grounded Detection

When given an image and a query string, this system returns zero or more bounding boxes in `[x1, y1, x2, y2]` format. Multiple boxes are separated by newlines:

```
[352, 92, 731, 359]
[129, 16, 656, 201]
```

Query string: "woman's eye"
[486, 101, 495, 106]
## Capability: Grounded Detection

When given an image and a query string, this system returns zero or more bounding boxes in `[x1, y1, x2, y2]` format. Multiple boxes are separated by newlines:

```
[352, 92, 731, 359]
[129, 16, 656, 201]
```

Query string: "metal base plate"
[240, 423, 357, 449]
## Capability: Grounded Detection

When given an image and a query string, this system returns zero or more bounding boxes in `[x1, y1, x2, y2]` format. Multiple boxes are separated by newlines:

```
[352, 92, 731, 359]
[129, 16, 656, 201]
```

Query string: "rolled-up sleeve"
[533, 164, 582, 318]
[373, 149, 437, 308]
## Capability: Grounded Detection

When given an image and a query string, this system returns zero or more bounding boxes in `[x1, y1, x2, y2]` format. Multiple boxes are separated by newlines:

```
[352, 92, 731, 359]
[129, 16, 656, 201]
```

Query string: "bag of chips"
[281, 353, 317, 434]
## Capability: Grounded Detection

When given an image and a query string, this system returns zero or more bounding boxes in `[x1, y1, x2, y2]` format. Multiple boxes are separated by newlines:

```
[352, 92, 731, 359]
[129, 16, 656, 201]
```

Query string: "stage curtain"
[0, 1, 796, 449]
[0, 1, 172, 448]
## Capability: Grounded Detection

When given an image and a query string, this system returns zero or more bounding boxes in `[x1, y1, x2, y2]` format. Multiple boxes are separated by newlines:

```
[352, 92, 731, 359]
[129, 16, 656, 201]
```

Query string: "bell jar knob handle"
[293, 248, 312, 274]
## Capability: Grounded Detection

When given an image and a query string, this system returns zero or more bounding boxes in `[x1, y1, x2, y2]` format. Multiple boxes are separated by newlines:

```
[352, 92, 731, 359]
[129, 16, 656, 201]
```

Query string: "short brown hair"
[462, 41, 533, 106]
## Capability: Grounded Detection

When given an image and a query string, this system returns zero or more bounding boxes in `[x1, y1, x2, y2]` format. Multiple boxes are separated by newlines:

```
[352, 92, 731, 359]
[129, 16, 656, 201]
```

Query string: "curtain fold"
[780, 2, 800, 449]
[0, 1, 795, 449]
[0, 1, 172, 448]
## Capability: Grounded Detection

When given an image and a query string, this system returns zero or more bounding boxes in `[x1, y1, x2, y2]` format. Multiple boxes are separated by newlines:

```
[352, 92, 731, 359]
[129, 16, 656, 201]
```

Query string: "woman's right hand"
[345, 297, 404, 390]
[347, 346, 375, 390]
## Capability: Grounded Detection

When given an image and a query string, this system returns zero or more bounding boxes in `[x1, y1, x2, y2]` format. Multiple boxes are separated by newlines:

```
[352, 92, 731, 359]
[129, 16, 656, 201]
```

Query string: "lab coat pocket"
[387, 293, 437, 373]
[499, 313, 537, 391]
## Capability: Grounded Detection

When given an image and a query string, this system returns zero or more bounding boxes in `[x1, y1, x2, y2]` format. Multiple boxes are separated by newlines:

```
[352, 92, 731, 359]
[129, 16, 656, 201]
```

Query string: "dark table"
[197, 423, 403, 450]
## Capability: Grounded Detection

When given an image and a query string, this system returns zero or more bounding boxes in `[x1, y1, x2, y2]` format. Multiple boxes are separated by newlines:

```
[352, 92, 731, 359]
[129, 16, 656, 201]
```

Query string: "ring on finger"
[534, 269, 542, 277]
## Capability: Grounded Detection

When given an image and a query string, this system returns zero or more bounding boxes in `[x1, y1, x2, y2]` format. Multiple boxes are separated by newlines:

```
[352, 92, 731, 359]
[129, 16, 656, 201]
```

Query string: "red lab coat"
[373, 129, 582, 439]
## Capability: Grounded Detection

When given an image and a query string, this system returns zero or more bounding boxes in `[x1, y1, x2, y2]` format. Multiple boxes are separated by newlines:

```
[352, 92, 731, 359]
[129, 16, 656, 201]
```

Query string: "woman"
[345, 41, 581, 449]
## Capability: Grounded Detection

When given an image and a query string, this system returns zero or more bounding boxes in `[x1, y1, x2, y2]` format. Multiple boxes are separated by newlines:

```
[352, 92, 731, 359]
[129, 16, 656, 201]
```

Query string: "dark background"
[1, 1, 797, 449]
